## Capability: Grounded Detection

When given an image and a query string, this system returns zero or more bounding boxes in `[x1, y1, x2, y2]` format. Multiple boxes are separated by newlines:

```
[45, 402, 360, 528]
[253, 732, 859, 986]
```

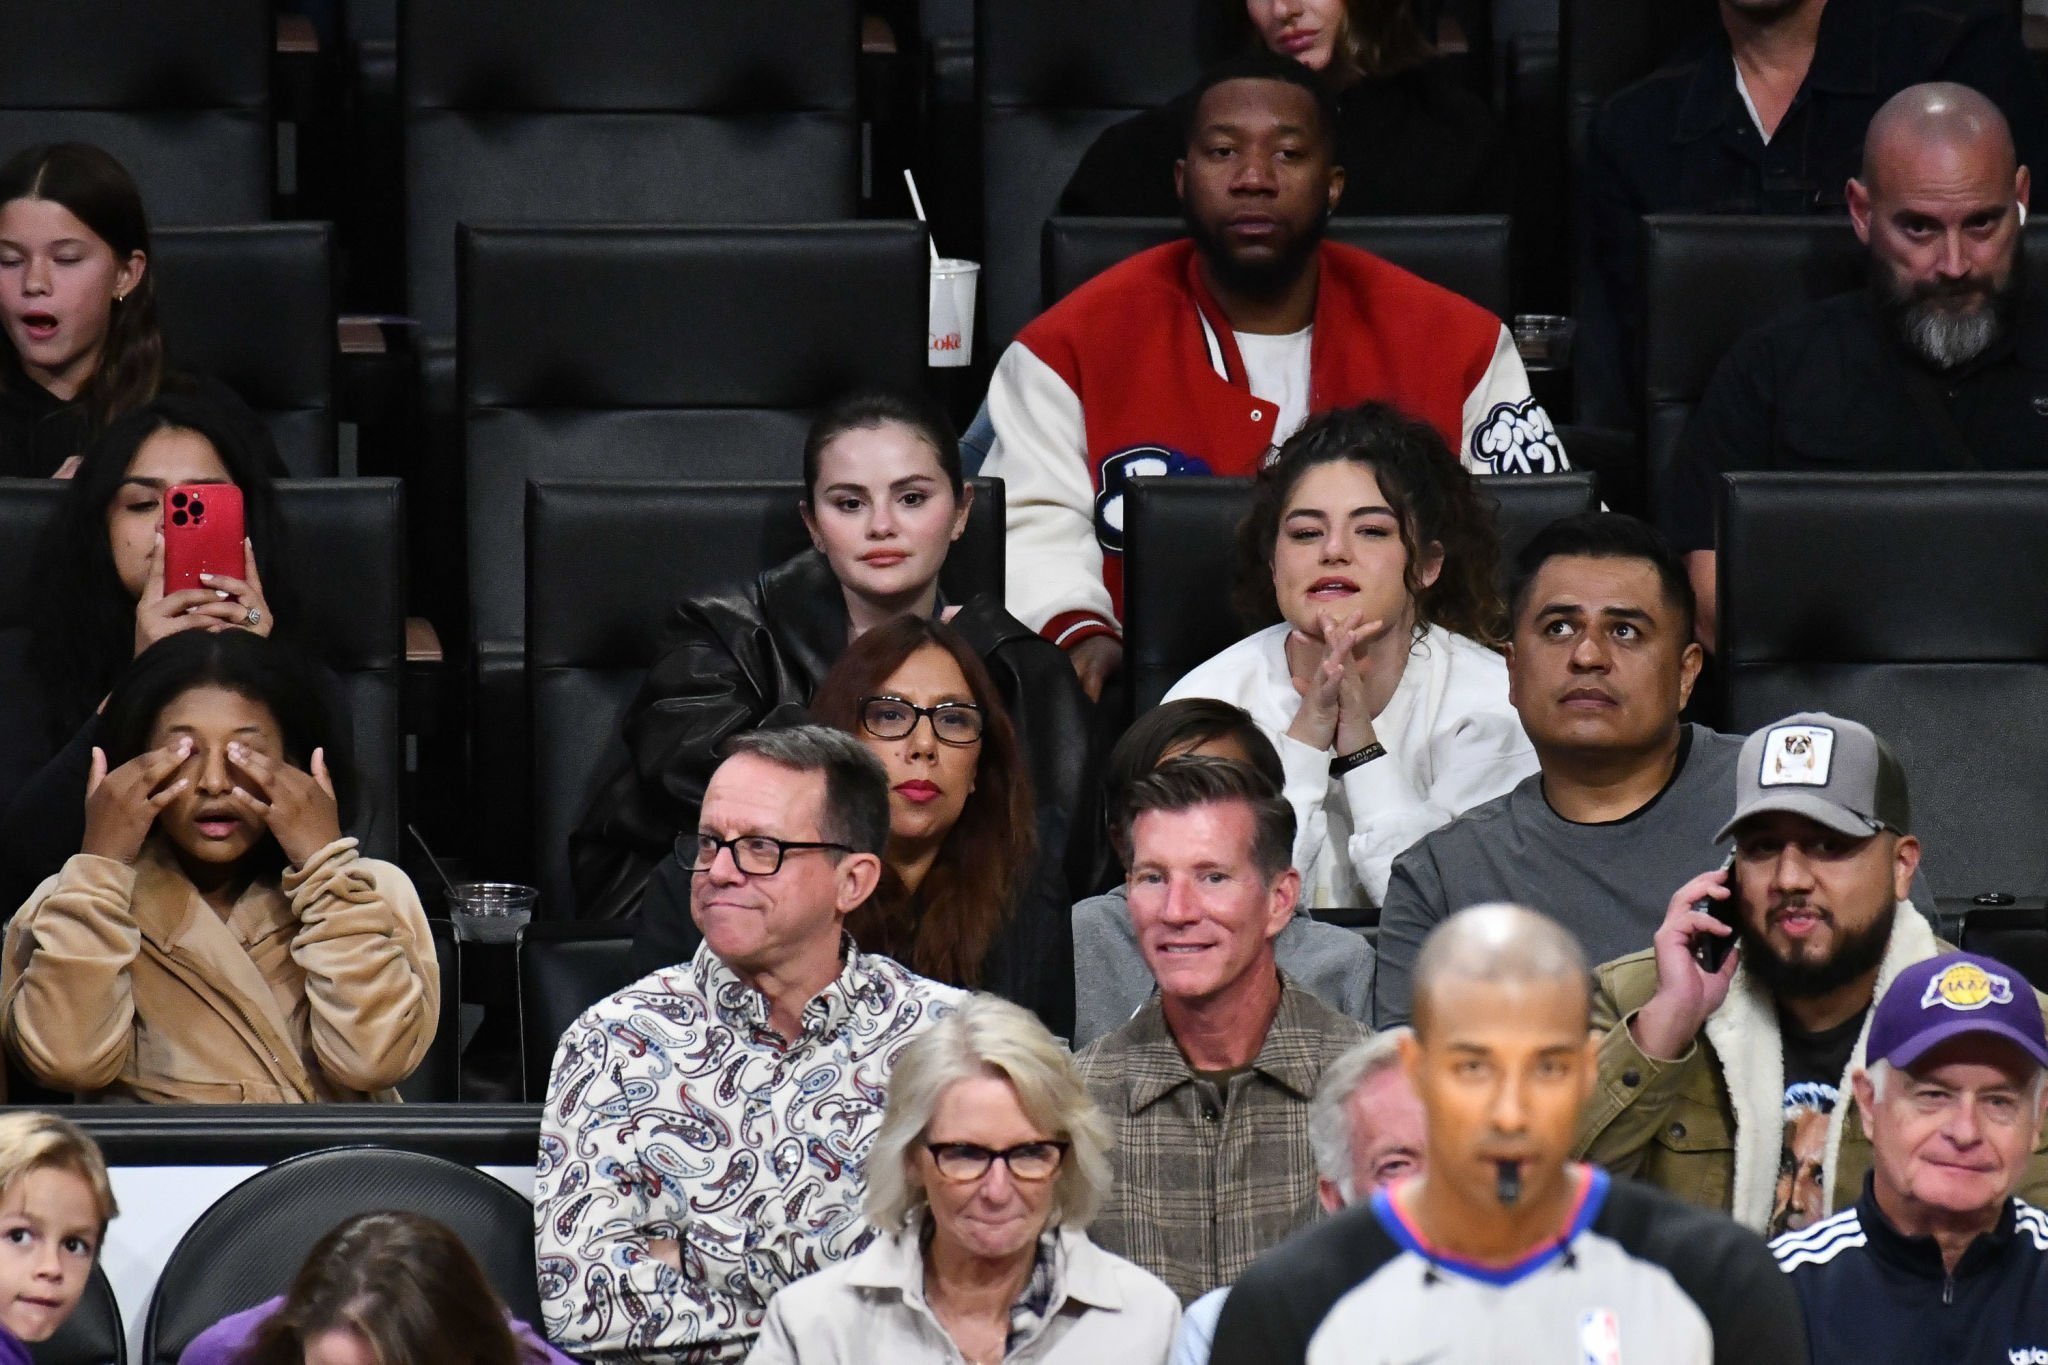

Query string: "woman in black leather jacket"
[570, 389, 1093, 938]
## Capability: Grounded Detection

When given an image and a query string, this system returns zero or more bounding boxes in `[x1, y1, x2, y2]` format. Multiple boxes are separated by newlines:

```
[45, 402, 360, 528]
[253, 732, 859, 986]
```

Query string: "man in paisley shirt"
[534, 726, 963, 1363]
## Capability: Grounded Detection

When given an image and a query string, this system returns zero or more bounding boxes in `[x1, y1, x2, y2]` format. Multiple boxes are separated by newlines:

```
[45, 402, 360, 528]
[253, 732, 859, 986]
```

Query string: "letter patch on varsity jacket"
[1094, 445, 1214, 554]
[1472, 397, 1566, 474]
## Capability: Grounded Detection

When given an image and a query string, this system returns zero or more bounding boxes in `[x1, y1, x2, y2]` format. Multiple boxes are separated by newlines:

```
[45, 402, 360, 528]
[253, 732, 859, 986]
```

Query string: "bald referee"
[1210, 903, 1806, 1364]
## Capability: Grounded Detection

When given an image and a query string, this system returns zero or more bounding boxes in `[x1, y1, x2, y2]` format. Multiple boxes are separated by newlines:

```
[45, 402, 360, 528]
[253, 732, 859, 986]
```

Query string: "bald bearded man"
[1211, 904, 1807, 1364]
[1662, 80, 2048, 643]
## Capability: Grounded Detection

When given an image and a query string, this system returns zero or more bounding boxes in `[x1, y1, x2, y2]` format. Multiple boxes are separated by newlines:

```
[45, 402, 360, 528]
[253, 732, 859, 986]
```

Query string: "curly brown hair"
[1231, 401, 1507, 646]
[808, 616, 1036, 989]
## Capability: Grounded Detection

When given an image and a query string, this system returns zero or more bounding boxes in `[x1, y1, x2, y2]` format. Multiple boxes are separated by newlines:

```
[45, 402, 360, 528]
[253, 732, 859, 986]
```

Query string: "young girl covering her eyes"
[0, 1111, 116, 1362]
[1163, 401, 1536, 910]
[0, 629, 437, 1103]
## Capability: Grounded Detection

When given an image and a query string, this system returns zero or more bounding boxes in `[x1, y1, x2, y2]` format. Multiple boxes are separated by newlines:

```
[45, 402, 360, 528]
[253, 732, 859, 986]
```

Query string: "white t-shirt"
[1235, 324, 1314, 450]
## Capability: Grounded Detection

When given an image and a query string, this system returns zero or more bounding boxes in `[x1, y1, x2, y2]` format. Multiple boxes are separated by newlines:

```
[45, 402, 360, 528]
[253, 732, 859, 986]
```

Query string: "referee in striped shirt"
[1774, 951, 2048, 1364]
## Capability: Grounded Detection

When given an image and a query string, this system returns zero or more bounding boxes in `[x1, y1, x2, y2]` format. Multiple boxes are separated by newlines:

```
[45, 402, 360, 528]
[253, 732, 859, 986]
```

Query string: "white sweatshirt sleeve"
[1336, 709, 1538, 904]
[1461, 325, 1570, 475]
[980, 341, 1118, 640]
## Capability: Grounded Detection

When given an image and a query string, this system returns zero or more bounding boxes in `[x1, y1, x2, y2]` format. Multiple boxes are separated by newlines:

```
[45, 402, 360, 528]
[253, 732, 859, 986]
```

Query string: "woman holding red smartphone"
[0, 392, 296, 906]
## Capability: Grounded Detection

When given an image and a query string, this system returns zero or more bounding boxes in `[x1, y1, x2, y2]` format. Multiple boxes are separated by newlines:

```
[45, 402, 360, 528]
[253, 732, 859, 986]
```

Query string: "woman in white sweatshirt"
[1165, 401, 1536, 909]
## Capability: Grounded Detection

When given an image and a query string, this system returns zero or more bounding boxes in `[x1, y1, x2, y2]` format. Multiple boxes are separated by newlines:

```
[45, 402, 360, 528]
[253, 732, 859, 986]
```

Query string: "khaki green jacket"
[1574, 901, 2048, 1232]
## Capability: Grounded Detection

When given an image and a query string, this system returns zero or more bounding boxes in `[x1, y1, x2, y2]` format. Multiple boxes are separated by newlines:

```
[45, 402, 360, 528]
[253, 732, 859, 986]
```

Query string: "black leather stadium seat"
[1041, 215, 1514, 319]
[977, 0, 1224, 355]
[0, 0, 273, 224]
[154, 225, 336, 478]
[1958, 904, 2048, 994]
[1559, 0, 1714, 172]
[459, 223, 927, 877]
[0, 479, 403, 861]
[1121, 471, 1595, 718]
[32, 1263, 121, 1365]
[1719, 472, 2048, 900]
[141, 1146, 541, 1365]
[518, 919, 641, 1100]
[395, 916, 461, 1102]
[525, 478, 1004, 915]
[401, 0, 861, 338]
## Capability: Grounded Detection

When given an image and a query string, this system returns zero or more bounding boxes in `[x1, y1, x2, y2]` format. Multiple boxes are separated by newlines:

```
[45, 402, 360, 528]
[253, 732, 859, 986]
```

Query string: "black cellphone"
[1689, 854, 1740, 973]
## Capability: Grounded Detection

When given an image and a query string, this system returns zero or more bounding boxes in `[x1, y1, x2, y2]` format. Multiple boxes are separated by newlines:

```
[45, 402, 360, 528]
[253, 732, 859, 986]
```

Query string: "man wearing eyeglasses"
[1075, 755, 1369, 1304]
[535, 725, 964, 1365]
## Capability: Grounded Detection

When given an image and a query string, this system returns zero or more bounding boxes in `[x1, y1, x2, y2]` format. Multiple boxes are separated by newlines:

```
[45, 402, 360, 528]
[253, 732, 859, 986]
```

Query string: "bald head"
[1411, 904, 1591, 1038]
[1862, 83, 2017, 190]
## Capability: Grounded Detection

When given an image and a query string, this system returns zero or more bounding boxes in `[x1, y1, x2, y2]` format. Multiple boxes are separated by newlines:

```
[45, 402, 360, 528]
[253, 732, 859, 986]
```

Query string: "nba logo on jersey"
[1578, 1308, 1623, 1365]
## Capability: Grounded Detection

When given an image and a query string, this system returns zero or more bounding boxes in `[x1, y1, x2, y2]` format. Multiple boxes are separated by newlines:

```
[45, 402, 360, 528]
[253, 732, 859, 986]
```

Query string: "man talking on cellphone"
[1577, 712, 2048, 1237]
[1210, 903, 1804, 1364]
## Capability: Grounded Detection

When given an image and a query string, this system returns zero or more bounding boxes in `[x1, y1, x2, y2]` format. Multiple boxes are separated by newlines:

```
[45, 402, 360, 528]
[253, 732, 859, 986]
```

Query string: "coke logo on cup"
[931, 332, 963, 351]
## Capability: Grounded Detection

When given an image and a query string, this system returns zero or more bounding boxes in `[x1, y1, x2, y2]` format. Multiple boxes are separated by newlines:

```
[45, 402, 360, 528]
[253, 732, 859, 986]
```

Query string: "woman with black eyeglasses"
[574, 387, 1091, 926]
[632, 615, 1077, 1038]
[747, 994, 1179, 1364]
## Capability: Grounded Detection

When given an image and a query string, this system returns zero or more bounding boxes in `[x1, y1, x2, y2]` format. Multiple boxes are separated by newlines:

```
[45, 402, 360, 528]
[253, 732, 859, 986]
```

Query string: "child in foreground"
[0, 1110, 117, 1361]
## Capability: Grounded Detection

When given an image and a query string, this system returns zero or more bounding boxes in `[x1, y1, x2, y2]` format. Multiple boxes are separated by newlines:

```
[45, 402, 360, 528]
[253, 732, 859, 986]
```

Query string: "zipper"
[1943, 1272, 1954, 1306]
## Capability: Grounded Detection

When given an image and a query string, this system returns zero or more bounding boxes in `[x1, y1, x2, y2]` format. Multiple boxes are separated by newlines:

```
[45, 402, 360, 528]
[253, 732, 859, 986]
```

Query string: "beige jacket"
[746, 1224, 1180, 1365]
[1576, 901, 2048, 1231]
[1, 837, 438, 1103]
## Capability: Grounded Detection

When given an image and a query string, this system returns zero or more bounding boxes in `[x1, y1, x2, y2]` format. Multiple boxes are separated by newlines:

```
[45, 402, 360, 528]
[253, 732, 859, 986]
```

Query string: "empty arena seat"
[1719, 471, 2048, 900]
[525, 477, 1004, 915]
[0, 0, 273, 224]
[401, 0, 862, 339]
[977, 0, 1223, 355]
[1042, 215, 1514, 319]
[518, 918, 641, 1100]
[1121, 471, 1595, 717]
[1957, 902, 2048, 993]
[0, 479, 404, 862]
[459, 222, 928, 876]
[141, 1146, 541, 1365]
[153, 224, 336, 478]
[35, 1263, 122, 1365]
[1559, 0, 1715, 170]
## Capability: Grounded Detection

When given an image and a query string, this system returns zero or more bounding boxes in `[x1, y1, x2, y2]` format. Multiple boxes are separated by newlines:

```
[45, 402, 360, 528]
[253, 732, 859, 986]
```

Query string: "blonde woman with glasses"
[747, 995, 1179, 1364]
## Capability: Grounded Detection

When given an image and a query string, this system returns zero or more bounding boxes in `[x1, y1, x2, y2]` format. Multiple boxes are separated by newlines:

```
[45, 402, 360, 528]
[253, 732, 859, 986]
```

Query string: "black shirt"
[1662, 288, 2048, 550]
[1771, 1005, 1869, 1238]
[1058, 62, 1507, 219]
[1577, 0, 2048, 427]
[0, 378, 89, 478]
[1776, 1175, 2048, 1363]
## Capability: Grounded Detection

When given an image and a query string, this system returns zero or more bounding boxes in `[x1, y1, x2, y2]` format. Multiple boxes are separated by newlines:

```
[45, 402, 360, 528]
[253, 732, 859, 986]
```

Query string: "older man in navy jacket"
[1773, 951, 2048, 1363]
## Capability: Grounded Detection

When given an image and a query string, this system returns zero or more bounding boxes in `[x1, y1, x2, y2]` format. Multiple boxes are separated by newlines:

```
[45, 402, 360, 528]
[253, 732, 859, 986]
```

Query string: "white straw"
[903, 169, 941, 264]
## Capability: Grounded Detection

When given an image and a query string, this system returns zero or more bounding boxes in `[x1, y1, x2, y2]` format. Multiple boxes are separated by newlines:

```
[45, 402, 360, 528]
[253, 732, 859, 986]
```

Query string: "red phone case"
[162, 484, 246, 594]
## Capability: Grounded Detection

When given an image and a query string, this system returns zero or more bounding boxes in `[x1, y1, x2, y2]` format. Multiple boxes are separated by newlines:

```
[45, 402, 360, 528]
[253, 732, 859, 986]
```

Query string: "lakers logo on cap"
[1920, 962, 2016, 1012]
[1760, 725, 1834, 788]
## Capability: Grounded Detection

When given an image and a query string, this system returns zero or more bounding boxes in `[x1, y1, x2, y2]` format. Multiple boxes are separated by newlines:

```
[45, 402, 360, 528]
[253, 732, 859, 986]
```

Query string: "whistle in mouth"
[1495, 1160, 1522, 1208]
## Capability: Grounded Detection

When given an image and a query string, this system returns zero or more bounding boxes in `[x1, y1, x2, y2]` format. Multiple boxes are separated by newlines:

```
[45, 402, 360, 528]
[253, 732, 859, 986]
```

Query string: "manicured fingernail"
[228, 742, 243, 758]
[199, 573, 215, 583]
[215, 590, 230, 600]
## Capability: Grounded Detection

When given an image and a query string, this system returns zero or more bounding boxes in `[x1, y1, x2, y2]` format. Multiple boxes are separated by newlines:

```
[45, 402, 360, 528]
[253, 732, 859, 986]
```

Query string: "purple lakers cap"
[1868, 952, 2048, 1072]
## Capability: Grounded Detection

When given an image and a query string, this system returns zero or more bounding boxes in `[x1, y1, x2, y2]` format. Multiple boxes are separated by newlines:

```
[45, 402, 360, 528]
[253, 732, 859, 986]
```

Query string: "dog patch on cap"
[1921, 961, 2016, 1012]
[1759, 725, 1834, 788]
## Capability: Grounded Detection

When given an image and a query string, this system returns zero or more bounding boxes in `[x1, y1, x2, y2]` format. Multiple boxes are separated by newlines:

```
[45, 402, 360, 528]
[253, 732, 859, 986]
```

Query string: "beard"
[1872, 247, 2026, 370]
[1737, 897, 1895, 1000]
[1183, 198, 1331, 301]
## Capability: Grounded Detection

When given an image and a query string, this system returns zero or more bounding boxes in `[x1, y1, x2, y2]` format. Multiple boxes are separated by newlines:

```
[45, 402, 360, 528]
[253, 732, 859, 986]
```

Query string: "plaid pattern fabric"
[1075, 975, 1370, 1303]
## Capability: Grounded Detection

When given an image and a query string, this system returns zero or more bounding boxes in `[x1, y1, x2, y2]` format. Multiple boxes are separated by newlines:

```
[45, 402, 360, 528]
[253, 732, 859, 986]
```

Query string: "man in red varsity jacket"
[980, 53, 1566, 699]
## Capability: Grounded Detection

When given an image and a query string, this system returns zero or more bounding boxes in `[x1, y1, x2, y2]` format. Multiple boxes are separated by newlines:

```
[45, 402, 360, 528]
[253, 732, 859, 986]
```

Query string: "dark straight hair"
[801, 387, 964, 503]
[97, 630, 354, 872]
[23, 393, 294, 735]
[1101, 698, 1283, 861]
[807, 615, 1035, 989]
[1120, 754, 1297, 883]
[234, 1211, 534, 1365]
[0, 143, 162, 433]
[1506, 512, 1697, 645]
[1217, 0, 1435, 81]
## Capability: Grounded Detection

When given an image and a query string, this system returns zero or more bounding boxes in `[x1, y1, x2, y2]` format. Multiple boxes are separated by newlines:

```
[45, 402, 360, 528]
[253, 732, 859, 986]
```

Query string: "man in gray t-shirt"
[1375, 515, 1726, 1027]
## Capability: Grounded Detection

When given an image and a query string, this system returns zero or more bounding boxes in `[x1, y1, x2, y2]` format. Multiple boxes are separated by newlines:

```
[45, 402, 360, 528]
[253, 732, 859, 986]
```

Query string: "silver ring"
[244, 607, 262, 627]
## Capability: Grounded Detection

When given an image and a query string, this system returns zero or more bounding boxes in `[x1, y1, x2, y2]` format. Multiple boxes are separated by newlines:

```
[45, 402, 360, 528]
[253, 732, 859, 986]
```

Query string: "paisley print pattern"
[534, 939, 961, 1362]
